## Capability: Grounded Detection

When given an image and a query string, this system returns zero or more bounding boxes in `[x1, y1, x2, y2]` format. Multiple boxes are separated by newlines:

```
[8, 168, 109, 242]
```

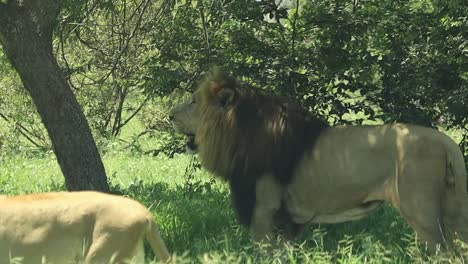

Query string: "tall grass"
[0, 152, 467, 263]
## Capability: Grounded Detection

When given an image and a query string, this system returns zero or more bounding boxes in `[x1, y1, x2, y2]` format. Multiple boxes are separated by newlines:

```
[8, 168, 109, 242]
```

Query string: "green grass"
[0, 152, 467, 263]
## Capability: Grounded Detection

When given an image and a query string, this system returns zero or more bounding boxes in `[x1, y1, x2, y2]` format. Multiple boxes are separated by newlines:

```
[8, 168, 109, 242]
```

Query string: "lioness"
[0, 191, 170, 263]
[170, 70, 468, 252]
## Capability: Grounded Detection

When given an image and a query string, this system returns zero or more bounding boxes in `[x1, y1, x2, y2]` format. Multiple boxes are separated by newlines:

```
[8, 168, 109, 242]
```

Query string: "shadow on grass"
[109, 180, 252, 257]
[301, 205, 415, 261]
[108, 179, 420, 262]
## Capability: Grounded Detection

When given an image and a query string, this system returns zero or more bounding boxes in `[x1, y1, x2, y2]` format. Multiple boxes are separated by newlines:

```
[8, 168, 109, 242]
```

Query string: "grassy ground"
[1, 151, 467, 263]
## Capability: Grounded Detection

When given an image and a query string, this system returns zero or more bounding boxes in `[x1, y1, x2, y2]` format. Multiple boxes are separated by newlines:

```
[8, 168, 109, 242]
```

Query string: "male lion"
[0, 191, 170, 263]
[170, 70, 468, 252]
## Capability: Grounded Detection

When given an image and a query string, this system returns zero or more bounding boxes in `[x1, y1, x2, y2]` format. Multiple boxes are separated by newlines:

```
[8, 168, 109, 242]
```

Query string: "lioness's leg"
[85, 225, 144, 264]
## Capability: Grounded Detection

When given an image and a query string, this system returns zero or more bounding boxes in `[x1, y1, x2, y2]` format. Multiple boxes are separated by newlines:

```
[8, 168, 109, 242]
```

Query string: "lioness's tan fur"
[0, 191, 170, 263]
[170, 70, 468, 252]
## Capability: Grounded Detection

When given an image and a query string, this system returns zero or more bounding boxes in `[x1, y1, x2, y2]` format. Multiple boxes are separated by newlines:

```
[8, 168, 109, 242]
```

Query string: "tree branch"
[290, 0, 300, 64]
[198, 0, 211, 54]
[99, 0, 151, 83]
[23, 0, 63, 30]
[285, 0, 300, 95]
[117, 96, 150, 131]
[0, 3, 8, 34]
[0, 112, 44, 148]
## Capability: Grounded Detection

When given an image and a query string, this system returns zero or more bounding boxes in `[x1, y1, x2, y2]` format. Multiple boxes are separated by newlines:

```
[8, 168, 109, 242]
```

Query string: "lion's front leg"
[250, 174, 283, 244]
[250, 205, 276, 242]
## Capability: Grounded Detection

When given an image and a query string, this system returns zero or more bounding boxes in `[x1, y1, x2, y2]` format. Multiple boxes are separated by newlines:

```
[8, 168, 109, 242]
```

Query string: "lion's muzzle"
[186, 135, 198, 154]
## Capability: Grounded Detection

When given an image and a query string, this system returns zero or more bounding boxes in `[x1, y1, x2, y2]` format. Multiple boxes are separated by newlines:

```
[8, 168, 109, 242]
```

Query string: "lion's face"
[169, 91, 201, 151]
[170, 92, 200, 135]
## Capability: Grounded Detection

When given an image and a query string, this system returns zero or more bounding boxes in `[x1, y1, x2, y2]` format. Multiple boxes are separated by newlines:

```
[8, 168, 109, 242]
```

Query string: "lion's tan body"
[286, 124, 465, 222]
[279, 125, 467, 246]
[0, 191, 170, 264]
[250, 124, 468, 251]
[170, 71, 468, 252]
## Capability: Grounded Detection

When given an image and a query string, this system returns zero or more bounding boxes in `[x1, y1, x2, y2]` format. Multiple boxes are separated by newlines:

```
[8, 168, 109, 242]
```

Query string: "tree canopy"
[0, 0, 466, 158]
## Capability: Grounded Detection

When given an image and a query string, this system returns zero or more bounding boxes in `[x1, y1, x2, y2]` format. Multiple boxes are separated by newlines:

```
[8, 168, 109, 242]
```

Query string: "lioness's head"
[169, 71, 238, 152]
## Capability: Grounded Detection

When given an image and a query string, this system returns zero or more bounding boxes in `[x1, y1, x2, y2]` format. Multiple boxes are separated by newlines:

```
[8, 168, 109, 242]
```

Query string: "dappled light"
[0, 0, 466, 263]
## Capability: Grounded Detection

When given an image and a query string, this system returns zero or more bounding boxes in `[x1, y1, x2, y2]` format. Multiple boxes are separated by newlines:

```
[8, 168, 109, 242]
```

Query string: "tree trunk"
[0, 0, 109, 192]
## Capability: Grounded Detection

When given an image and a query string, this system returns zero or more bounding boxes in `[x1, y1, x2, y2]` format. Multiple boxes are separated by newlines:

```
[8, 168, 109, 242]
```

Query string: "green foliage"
[1, 0, 466, 157]
[56, 0, 177, 138]
[0, 50, 51, 153]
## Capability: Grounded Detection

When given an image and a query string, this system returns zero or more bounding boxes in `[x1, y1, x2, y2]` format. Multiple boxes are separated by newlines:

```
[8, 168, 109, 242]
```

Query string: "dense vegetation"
[1, 0, 466, 155]
[0, 0, 467, 262]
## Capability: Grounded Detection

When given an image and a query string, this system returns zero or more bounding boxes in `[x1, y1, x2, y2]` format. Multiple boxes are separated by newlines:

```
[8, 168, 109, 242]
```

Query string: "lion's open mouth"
[186, 135, 198, 154]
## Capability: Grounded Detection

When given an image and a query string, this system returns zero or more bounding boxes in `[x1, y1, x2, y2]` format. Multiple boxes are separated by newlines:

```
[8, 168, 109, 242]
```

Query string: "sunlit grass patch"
[1, 153, 467, 263]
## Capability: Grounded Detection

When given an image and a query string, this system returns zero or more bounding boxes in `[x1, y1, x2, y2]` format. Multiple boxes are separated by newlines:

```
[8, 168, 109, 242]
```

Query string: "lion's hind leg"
[442, 195, 468, 248]
[395, 144, 457, 254]
[398, 164, 449, 253]
[399, 198, 448, 253]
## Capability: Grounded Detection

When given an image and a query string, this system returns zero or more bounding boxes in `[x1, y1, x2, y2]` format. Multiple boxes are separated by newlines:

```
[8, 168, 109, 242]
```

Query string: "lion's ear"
[210, 81, 235, 106]
[217, 88, 235, 106]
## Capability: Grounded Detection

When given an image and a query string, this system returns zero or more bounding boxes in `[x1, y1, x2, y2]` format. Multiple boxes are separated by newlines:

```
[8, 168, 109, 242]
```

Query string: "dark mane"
[196, 72, 329, 227]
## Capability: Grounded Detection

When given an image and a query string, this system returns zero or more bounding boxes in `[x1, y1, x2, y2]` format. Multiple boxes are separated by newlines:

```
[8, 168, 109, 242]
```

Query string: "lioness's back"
[0, 191, 163, 264]
[0, 191, 148, 212]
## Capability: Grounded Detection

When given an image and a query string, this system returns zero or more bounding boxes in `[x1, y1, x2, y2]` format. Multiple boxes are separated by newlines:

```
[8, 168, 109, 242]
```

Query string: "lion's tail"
[444, 139, 466, 193]
[441, 139, 468, 245]
[145, 214, 171, 262]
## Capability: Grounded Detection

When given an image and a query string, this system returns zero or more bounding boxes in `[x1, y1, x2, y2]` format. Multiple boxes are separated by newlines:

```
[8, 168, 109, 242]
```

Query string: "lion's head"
[170, 70, 328, 226]
[169, 90, 200, 153]
[170, 70, 328, 183]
